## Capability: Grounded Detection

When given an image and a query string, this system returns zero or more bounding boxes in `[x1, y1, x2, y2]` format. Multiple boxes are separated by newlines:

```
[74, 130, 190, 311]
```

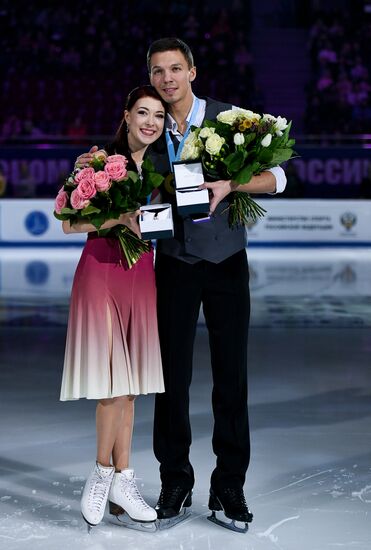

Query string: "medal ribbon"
[165, 96, 201, 170]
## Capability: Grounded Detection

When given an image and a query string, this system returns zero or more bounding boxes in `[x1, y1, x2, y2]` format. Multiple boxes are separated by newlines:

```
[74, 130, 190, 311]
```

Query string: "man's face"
[149, 49, 196, 106]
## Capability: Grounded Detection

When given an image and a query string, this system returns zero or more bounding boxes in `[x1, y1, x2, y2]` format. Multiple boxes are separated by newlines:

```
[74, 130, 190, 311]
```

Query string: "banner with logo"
[247, 199, 371, 244]
[0, 199, 370, 245]
[0, 247, 82, 298]
[0, 199, 85, 244]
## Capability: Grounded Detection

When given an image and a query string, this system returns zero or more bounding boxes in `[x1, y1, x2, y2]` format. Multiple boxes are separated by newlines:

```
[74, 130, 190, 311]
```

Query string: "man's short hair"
[147, 37, 194, 72]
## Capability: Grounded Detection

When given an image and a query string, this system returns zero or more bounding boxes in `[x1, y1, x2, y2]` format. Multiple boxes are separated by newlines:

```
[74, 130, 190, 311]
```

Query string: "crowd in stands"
[1, 0, 256, 141]
[305, 9, 371, 134]
[2, 2, 370, 143]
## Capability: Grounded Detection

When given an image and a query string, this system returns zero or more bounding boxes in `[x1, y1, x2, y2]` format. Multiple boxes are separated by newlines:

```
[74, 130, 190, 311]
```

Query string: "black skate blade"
[109, 511, 157, 532]
[156, 508, 192, 530]
[207, 511, 249, 533]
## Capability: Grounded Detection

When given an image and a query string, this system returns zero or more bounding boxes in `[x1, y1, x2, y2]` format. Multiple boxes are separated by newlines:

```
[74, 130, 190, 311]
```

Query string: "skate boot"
[155, 485, 192, 530]
[207, 487, 253, 533]
[108, 469, 157, 532]
[81, 462, 115, 531]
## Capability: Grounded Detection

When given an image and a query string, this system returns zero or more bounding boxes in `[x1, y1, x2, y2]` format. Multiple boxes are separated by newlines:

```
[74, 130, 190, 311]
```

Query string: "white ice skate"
[81, 462, 115, 530]
[108, 469, 157, 532]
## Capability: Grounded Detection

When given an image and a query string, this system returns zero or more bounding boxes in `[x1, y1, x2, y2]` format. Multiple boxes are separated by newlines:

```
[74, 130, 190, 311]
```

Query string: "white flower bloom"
[233, 132, 245, 146]
[180, 133, 203, 160]
[217, 108, 260, 125]
[274, 116, 288, 134]
[262, 113, 277, 123]
[181, 142, 202, 160]
[205, 133, 225, 155]
[216, 109, 239, 125]
[261, 133, 272, 147]
[199, 127, 215, 138]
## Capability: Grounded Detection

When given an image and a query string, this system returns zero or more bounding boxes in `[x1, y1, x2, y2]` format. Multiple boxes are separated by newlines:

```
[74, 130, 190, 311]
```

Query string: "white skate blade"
[81, 512, 96, 533]
[156, 508, 192, 530]
[109, 511, 157, 532]
[207, 511, 249, 533]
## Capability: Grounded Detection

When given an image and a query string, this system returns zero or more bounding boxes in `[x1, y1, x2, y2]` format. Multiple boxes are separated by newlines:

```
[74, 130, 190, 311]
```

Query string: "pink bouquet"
[54, 151, 163, 268]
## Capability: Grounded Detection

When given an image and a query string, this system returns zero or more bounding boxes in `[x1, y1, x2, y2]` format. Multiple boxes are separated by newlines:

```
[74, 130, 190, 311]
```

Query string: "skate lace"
[158, 486, 183, 506]
[224, 488, 248, 510]
[121, 476, 151, 509]
[89, 474, 112, 512]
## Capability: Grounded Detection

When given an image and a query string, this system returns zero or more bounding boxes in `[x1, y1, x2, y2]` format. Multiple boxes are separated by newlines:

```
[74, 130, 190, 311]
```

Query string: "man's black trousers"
[154, 249, 251, 491]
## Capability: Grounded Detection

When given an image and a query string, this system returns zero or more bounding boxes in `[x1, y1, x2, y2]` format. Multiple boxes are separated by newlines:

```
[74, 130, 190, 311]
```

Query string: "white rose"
[205, 133, 225, 155]
[199, 127, 215, 138]
[217, 108, 261, 125]
[233, 132, 245, 146]
[181, 141, 203, 160]
[261, 133, 272, 147]
[274, 116, 288, 135]
[216, 109, 239, 125]
[241, 109, 261, 121]
[184, 130, 198, 146]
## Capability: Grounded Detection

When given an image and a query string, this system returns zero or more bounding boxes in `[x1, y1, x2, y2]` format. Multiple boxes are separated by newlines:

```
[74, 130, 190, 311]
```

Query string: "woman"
[59, 85, 166, 530]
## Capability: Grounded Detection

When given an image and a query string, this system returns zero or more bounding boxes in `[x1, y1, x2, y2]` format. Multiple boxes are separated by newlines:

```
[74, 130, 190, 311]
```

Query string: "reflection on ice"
[1, 247, 371, 327]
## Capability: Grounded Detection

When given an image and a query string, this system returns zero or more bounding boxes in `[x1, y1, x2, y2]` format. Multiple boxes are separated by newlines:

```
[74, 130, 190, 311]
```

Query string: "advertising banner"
[247, 199, 371, 245]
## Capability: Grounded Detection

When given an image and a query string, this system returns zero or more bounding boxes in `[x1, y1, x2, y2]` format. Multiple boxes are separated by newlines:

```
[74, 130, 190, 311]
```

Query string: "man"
[146, 38, 286, 533]
[76, 37, 286, 533]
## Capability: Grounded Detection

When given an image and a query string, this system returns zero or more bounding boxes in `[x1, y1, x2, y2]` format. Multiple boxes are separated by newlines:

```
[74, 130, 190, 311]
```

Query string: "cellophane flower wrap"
[181, 109, 296, 226]
[54, 151, 163, 268]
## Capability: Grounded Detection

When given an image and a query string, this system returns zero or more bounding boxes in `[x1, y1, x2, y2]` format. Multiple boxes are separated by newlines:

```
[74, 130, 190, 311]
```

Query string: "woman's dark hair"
[147, 37, 194, 72]
[106, 85, 167, 158]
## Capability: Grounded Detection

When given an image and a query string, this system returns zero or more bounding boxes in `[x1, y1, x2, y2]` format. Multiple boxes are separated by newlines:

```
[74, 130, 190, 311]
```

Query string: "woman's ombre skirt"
[60, 235, 164, 400]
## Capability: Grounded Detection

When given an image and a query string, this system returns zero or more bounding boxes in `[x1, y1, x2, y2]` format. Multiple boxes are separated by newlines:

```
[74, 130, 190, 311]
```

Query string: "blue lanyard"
[166, 97, 201, 170]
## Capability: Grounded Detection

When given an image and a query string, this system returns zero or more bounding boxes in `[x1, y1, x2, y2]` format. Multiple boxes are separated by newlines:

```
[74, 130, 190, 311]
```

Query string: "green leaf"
[203, 120, 217, 129]
[271, 148, 295, 164]
[243, 133, 256, 146]
[54, 211, 70, 221]
[224, 150, 246, 173]
[90, 214, 107, 230]
[234, 164, 254, 184]
[91, 157, 105, 171]
[257, 149, 273, 163]
[60, 207, 78, 215]
[80, 205, 101, 216]
[126, 170, 139, 183]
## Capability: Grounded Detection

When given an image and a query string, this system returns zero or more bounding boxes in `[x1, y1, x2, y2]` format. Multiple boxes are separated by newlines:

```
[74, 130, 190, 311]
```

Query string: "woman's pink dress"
[60, 234, 164, 400]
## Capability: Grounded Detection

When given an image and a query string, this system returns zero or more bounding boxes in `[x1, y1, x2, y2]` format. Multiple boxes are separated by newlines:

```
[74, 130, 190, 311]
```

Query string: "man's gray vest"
[147, 97, 246, 264]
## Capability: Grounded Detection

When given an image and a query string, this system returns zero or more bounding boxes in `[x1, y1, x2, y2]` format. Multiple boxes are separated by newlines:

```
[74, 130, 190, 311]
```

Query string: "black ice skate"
[155, 485, 192, 530]
[207, 487, 253, 533]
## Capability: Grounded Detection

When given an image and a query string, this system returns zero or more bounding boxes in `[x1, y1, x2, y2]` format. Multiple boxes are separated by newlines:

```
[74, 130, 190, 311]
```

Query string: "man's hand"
[75, 145, 99, 168]
[119, 210, 141, 238]
[199, 180, 238, 214]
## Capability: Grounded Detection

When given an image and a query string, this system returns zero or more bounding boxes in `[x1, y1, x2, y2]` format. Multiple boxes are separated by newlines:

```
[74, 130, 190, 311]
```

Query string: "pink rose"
[106, 154, 128, 165]
[74, 167, 95, 184]
[94, 170, 112, 192]
[55, 189, 68, 214]
[70, 188, 90, 210]
[78, 177, 97, 200]
[104, 160, 128, 181]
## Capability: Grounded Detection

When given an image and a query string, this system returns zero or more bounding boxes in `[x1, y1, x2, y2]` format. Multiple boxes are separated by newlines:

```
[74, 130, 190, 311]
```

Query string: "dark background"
[1, 0, 371, 198]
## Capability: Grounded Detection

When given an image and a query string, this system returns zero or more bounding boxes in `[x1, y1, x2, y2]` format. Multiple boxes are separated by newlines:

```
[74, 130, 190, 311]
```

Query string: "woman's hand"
[75, 145, 104, 168]
[119, 210, 141, 238]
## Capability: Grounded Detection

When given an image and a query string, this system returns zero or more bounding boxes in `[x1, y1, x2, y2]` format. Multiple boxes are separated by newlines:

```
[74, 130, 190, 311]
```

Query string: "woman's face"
[125, 96, 165, 152]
